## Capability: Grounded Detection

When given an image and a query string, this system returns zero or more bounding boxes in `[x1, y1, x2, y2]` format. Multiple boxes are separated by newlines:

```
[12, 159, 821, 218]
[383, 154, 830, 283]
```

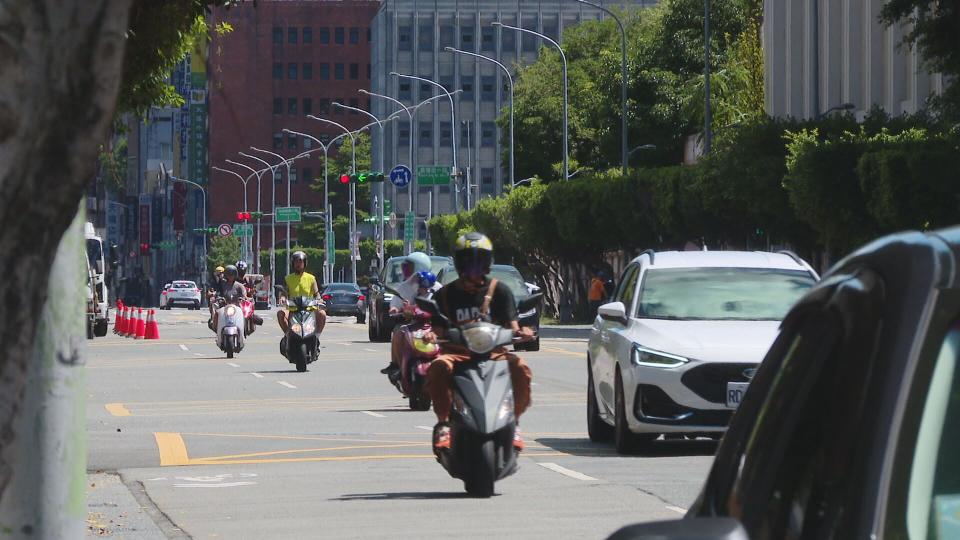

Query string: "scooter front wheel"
[464, 439, 496, 498]
[295, 343, 308, 372]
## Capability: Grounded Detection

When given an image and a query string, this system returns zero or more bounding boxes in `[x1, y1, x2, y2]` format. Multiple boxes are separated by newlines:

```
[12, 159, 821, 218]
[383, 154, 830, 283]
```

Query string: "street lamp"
[818, 102, 856, 119]
[574, 0, 628, 174]
[390, 72, 462, 209]
[238, 151, 279, 284]
[629, 144, 656, 154]
[224, 158, 265, 273]
[507, 177, 535, 190]
[493, 22, 569, 181]
[168, 175, 207, 282]
[444, 47, 515, 188]
[249, 147, 296, 278]
[211, 165, 250, 262]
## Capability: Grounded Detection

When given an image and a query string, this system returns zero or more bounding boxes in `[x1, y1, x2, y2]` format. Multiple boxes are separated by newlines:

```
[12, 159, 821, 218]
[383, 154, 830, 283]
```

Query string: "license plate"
[725, 382, 750, 409]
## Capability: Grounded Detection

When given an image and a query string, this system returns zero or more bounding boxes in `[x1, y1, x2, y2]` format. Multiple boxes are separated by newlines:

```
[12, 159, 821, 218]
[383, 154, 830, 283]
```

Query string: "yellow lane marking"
[119, 392, 580, 407]
[542, 346, 586, 358]
[200, 442, 427, 461]
[155, 432, 191, 466]
[104, 403, 131, 417]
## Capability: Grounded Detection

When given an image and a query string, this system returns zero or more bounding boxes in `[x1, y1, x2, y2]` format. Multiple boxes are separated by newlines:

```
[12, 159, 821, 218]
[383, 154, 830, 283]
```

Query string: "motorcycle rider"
[380, 252, 435, 374]
[381, 269, 439, 376]
[424, 233, 534, 452]
[211, 265, 247, 331]
[277, 250, 327, 338]
[207, 265, 225, 325]
[234, 259, 263, 330]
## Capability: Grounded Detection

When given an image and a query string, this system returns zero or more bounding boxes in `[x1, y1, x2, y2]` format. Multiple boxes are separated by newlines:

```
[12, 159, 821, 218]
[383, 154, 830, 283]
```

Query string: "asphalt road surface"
[86, 309, 716, 539]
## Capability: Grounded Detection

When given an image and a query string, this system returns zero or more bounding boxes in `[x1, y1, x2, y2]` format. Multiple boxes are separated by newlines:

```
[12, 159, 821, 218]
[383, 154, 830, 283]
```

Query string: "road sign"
[326, 231, 335, 265]
[404, 212, 415, 243]
[417, 166, 450, 186]
[384, 199, 392, 214]
[233, 223, 253, 237]
[275, 206, 302, 223]
[218, 223, 232, 237]
[390, 165, 412, 188]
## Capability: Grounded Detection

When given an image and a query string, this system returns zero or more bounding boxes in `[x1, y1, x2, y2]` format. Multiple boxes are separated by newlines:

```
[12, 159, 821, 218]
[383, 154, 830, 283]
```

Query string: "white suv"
[160, 280, 202, 310]
[586, 250, 818, 453]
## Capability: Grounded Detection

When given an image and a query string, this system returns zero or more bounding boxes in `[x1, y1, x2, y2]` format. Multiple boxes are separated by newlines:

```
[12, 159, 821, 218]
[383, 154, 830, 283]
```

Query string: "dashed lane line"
[538, 462, 599, 481]
[665, 505, 687, 515]
[194, 353, 204, 357]
[250, 372, 264, 379]
[277, 381, 297, 389]
[104, 403, 131, 417]
[179, 344, 189, 351]
[363, 348, 377, 352]
[361, 411, 386, 418]
[226, 362, 240, 368]
[415, 425, 433, 431]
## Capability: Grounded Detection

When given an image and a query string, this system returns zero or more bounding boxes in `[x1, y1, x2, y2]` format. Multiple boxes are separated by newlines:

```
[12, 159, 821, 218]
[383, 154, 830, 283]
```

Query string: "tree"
[207, 235, 242, 275]
[310, 132, 372, 222]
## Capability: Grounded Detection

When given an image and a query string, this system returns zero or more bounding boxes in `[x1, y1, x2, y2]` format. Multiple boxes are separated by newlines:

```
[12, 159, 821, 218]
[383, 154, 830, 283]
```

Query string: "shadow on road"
[251, 369, 302, 374]
[536, 437, 718, 458]
[332, 492, 475, 501]
[539, 326, 592, 340]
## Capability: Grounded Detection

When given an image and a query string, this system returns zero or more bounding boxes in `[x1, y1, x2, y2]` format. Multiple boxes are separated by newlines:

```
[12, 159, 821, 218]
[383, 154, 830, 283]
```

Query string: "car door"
[593, 263, 641, 414]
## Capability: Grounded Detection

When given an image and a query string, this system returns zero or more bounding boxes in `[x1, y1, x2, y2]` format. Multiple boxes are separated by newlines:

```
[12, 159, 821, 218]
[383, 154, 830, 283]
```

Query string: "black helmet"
[291, 250, 307, 266]
[224, 265, 238, 278]
[236, 260, 248, 277]
[453, 232, 493, 279]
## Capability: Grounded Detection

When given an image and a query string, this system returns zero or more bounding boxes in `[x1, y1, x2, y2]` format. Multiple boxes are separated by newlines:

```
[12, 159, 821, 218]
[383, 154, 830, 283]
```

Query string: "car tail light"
[322, 294, 332, 300]
[195, 288, 200, 292]
[358, 295, 365, 301]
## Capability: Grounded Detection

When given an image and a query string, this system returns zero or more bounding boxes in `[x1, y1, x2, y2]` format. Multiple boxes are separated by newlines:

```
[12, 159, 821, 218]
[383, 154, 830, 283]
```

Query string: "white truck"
[85, 222, 110, 337]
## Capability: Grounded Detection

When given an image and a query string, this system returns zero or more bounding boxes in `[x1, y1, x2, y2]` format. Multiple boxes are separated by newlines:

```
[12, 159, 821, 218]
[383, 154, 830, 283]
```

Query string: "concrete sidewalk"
[539, 324, 593, 341]
[86, 472, 172, 539]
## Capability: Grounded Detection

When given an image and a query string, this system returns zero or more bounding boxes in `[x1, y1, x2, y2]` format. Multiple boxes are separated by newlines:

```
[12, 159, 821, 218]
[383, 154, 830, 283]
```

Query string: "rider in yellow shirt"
[277, 251, 327, 335]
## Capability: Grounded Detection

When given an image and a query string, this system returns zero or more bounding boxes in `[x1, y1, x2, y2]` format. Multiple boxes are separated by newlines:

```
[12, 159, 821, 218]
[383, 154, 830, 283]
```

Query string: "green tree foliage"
[310, 132, 372, 222]
[207, 235, 241, 274]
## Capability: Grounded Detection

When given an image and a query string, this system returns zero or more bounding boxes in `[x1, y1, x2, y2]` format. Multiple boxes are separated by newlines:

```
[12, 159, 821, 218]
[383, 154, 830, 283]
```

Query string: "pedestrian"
[588, 271, 606, 316]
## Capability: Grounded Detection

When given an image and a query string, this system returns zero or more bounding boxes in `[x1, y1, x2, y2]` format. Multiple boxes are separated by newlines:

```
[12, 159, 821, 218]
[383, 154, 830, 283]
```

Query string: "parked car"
[321, 282, 365, 323]
[159, 280, 202, 310]
[608, 228, 960, 540]
[436, 263, 543, 351]
[366, 255, 452, 342]
[587, 250, 819, 454]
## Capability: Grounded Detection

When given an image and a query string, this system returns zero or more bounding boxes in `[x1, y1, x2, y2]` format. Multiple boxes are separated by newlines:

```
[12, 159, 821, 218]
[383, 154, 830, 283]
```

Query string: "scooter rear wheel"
[464, 439, 496, 498]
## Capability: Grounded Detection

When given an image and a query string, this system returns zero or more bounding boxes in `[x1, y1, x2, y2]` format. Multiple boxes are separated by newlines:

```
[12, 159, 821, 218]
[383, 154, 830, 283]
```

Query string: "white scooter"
[214, 296, 246, 358]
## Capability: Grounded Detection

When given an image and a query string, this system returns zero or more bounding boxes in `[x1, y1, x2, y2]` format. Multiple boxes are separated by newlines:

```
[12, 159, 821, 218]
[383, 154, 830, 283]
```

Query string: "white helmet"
[405, 252, 432, 274]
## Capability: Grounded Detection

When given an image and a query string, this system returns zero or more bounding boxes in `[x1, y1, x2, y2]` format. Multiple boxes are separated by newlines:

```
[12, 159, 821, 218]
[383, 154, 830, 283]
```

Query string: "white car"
[586, 250, 819, 453]
[159, 280, 202, 310]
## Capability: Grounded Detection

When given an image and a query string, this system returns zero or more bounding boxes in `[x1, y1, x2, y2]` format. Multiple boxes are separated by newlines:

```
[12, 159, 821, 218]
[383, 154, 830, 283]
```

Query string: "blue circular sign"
[390, 165, 412, 188]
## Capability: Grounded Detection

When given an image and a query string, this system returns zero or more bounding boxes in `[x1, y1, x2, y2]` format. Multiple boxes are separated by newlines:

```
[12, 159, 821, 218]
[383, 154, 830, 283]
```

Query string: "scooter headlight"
[225, 306, 237, 317]
[290, 322, 303, 334]
[453, 394, 471, 419]
[498, 393, 515, 422]
[461, 326, 499, 355]
[301, 317, 316, 334]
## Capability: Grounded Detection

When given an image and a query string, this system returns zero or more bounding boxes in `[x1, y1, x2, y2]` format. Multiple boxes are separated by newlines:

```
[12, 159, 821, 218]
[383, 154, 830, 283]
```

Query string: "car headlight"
[383, 293, 394, 302]
[461, 326, 499, 354]
[518, 308, 537, 319]
[631, 345, 688, 368]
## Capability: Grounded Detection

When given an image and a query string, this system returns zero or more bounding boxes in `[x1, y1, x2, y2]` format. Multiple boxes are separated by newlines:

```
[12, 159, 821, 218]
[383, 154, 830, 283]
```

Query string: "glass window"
[303, 63, 313, 80]
[273, 63, 282, 79]
[348, 98, 359, 114]
[398, 26, 412, 51]
[636, 268, 816, 321]
[320, 63, 330, 80]
[272, 97, 282, 115]
[543, 19, 559, 42]
[335, 27, 344, 44]
[419, 121, 432, 146]
[318, 98, 330, 114]
[481, 75, 496, 101]
[350, 27, 360, 44]
[614, 264, 639, 307]
[521, 20, 538, 52]
[303, 136, 312, 149]
[303, 27, 312, 44]
[419, 25, 433, 51]
[419, 82, 433, 96]
[334, 63, 344, 80]
[398, 81, 411, 101]
[273, 133, 283, 150]
[461, 25, 474, 48]
[289, 166, 298, 183]
[349, 63, 359, 80]
[287, 134, 297, 150]
[439, 25, 455, 49]
[481, 121, 495, 147]
[272, 27, 283, 44]
[288, 27, 297, 44]
[287, 97, 297, 115]
[481, 26, 496, 52]
[481, 167, 495, 193]
[319, 133, 331, 144]
[273, 169, 282, 183]
[501, 26, 516, 52]
[367, 27, 371, 42]
[398, 125, 410, 145]
[439, 122, 452, 146]
[366, 64, 371, 79]
[287, 63, 298, 80]
[303, 98, 312, 115]
[303, 168, 313, 183]
[332, 98, 344, 114]
[460, 77, 474, 100]
[319, 27, 330, 44]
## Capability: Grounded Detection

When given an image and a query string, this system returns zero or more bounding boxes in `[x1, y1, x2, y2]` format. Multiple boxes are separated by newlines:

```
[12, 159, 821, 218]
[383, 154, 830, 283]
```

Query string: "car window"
[437, 266, 528, 298]
[172, 282, 195, 289]
[614, 264, 639, 311]
[324, 284, 358, 292]
[636, 268, 815, 321]
[905, 325, 960, 540]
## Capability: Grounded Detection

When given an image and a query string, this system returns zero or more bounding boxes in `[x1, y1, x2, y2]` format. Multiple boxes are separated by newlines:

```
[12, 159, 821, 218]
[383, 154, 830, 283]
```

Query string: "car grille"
[634, 385, 733, 426]
[681, 363, 757, 404]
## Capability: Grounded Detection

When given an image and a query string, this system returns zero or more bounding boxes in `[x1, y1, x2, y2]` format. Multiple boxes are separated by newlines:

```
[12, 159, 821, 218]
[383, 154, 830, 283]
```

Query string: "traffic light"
[357, 173, 369, 184]
[251, 211, 263, 219]
[370, 172, 385, 183]
[339, 174, 350, 185]
[192, 227, 218, 235]
[236, 211, 252, 221]
[139, 243, 150, 255]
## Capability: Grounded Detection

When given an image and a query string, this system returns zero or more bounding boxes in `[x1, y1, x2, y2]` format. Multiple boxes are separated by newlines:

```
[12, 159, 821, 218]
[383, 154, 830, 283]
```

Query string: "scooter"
[388, 306, 439, 411]
[281, 295, 323, 372]
[415, 293, 542, 498]
[214, 296, 246, 359]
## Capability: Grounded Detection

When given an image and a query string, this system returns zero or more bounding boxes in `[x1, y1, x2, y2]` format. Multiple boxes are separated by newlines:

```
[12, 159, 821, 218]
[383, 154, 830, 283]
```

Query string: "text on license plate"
[726, 382, 750, 409]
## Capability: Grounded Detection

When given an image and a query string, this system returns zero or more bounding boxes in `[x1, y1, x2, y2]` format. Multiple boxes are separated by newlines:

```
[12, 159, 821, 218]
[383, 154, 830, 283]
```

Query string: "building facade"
[763, 0, 946, 120]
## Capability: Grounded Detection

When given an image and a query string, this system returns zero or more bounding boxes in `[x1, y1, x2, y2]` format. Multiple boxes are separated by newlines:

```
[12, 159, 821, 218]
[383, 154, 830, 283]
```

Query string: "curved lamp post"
[224, 159, 265, 273]
[211, 165, 251, 262]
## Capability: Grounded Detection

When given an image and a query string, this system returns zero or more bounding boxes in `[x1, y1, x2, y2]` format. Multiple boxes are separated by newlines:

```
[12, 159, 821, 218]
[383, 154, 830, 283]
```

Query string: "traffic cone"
[144, 310, 160, 340]
[123, 307, 133, 338]
[114, 301, 124, 334]
[135, 309, 146, 339]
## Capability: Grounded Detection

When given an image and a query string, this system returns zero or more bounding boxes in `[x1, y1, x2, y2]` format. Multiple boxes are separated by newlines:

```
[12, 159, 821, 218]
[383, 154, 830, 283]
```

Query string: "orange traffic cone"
[135, 308, 146, 339]
[144, 310, 160, 340]
[114, 301, 124, 334]
[123, 307, 134, 338]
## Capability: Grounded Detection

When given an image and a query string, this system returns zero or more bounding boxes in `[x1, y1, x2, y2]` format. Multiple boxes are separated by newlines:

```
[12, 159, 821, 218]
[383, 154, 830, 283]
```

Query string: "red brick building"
[208, 0, 379, 260]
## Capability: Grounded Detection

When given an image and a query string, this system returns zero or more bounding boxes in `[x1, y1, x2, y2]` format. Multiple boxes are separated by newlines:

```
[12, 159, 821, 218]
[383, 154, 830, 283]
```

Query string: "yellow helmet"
[215, 265, 225, 273]
[454, 232, 493, 278]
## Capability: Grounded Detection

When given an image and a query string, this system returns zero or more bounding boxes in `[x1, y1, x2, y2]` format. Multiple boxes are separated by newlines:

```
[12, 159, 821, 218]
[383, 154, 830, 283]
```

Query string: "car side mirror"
[607, 517, 749, 540]
[598, 302, 628, 324]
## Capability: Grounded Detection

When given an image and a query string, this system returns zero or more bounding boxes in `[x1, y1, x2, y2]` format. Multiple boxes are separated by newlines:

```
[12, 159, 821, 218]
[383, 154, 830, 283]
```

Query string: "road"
[86, 309, 716, 539]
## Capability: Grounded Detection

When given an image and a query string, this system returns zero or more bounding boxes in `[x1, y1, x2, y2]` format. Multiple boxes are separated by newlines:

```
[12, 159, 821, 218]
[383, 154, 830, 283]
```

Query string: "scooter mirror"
[516, 293, 543, 314]
[415, 297, 448, 326]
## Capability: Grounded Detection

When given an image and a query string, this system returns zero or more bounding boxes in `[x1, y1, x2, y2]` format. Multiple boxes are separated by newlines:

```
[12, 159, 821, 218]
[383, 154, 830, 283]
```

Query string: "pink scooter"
[389, 304, 439, 411]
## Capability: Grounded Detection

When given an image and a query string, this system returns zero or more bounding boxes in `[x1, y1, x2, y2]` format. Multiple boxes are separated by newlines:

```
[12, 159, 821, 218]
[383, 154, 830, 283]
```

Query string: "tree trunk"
[0, 0, 131, 521]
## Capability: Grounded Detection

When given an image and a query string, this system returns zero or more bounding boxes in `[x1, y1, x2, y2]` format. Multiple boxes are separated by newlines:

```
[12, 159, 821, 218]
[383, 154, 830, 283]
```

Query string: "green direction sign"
[404, 212, 415, 243]
[233, 223, 253, 237]
[417, 166, 450, 186]
[326, 231, 335, 265]
[276, 206, 302, 223]
[384, 199, 392, 214]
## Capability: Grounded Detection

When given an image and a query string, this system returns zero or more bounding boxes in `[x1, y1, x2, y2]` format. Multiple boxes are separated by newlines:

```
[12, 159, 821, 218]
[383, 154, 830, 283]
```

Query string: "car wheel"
[367, 310, 377, 341]
[614, 369, 656, 454]
[587, 358, 613, 442]
[377, 313, 391, 342]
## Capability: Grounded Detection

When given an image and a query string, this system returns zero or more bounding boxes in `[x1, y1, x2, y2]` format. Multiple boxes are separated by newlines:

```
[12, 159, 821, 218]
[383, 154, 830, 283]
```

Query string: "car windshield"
[324, 284, 358, 292]
[384, 260, 407, 285]
[172, 282, 196, 289]
[637, 268, 815, 321]
[439, 266, 530, 298]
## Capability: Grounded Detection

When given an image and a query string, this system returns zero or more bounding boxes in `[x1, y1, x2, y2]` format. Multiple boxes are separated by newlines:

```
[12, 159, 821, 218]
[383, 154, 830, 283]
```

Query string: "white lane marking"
[532, 382, 540, 386]
[538, 462, 599, 481]
[178, 344, 189, 351]
[226, 362, 239, 368]
[665, 505, 687, 515]
[338, 342, 353, 346]
[361, 410, 386, 418]
[194, 353, 204, 357]
[173, 482, 257, 488]
[277, 381, 297, 389]
[415, 425, 433, 431]
[250, 372, 264, 379]
[363, 348, 377, 352]
[145, 477, 168, 482]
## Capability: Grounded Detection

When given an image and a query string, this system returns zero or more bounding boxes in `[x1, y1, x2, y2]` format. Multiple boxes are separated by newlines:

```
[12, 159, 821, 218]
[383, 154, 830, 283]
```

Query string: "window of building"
[349, 27, 359, 44]
[288, 27, 297, 44]
[367, 27, 372, 42]
[319, 27, 330, 44]
[289, 166, 298, 183]
[303, 168, 312, 183]
[349, 63, 359, 80]
[419, 121, 432, 146]
[335, 27, 344, 45]
[460, 122, 471, 147]
[502, 26, 516, 52]
[333, 98, 344, 114]
[481, 26, 496, 52]
[347, 98, 358, 113]
[367, 64, 371, 79]
[543, 19, 559, 42]
[272, 27, 283, 44]
[398, 81, 411, 101]
[273, 133, 283, 150]
[481, 121, 495, 147]
[481, 75, 496, 101]
[522, 19, 538, 52]
[273, 62, 282, 79]
[319, 133, 330, 144]
[273, 97, 282, 115]
[461, 25, 474, 48]
[288, 63, 298, 79]
[439, 121, 452, 146]
[398, 125, 410, 145]
[439, 74, 455, 94]
[320, 63, 330, 80]
[303, 98, 312, 115]
[273, 169, 282, 183]
[318, 98, 330, 114]
[287, 97, 298, 115]
[303, 63, 313, 80]
[398, 26, 412, 51]
[287, 133, 297, 150]
[460, 76, 474, 100]
[419, 25, 433, 51]
[335, 63, 344, 80]
[303, 27, 312, 44]
[439, 25, 455, 49]
[481, 167, 495, 194]
[303, 137, 312, 150]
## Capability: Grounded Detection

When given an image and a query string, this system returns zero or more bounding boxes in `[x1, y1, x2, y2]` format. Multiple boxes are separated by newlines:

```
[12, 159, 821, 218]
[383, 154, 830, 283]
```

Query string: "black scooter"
[416, 294, 542, 498]
[277, 286, 323, 372]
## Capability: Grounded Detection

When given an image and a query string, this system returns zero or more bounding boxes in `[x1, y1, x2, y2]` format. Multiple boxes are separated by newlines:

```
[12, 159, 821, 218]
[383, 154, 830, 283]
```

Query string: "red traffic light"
[236, 211, 251, 221]
[139, 243, 150, 255]
[339, 174, 350, 185]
